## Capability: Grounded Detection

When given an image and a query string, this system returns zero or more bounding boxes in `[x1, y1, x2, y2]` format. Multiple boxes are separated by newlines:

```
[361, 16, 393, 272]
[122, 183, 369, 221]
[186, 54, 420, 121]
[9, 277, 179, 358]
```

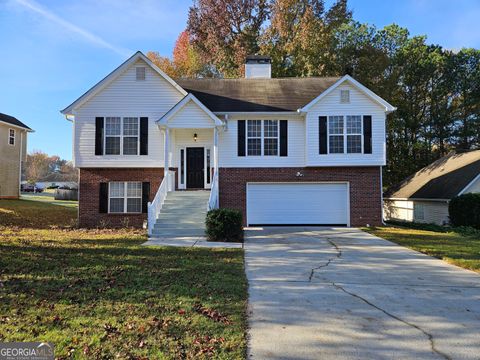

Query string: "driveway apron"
[244, 227, 480, 360]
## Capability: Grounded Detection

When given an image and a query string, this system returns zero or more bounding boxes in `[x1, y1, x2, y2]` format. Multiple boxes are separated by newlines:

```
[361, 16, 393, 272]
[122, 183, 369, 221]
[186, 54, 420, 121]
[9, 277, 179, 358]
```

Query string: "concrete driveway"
[245, 227, 480, 360]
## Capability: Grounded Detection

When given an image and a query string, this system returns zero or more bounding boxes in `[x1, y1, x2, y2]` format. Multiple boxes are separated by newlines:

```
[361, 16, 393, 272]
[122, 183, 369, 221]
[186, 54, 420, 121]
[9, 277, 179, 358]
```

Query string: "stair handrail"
[208, 170, 219, 211]
[147, 170, 173, 236]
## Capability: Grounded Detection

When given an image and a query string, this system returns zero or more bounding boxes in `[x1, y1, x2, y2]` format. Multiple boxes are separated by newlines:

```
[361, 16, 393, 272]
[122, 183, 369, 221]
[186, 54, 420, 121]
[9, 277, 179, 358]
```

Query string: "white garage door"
[247, 183, 349, 226]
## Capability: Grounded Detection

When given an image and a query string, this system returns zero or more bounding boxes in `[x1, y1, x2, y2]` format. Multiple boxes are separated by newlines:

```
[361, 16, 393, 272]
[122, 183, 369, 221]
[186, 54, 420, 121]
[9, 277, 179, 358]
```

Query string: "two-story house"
[61, 51, 395, 235]
[0, 113, 32, 199]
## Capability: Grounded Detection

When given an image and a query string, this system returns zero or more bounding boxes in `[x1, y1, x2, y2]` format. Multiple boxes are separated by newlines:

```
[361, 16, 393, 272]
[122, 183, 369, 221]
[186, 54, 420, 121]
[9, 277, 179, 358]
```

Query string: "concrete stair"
[150, 190, 210, 238]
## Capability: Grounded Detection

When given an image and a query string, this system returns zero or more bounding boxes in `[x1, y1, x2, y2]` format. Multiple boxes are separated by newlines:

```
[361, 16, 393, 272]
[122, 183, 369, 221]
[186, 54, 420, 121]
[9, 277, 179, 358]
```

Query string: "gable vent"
[340, 89, 350, 103]
[136, 67, 146, 81]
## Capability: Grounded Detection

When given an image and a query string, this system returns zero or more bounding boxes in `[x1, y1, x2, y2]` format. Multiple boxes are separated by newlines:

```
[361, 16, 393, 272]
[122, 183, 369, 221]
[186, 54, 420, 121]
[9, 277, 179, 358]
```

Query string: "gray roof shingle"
[385, 150, 480, 200]
[175, 77, 340, 112]
[0, 113, 32, 130]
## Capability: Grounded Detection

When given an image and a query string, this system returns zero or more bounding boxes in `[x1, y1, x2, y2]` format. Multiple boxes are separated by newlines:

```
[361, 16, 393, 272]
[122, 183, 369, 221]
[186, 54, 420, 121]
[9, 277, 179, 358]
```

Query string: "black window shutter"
[280, 120, 288, 156]
[319, 116, 327, 154]
[238, 120, 246, 156]
[95, 117, 104, 155]
[99, 182, 108, 213]
[142, 182, 150, 213]
[140, 117, 148, 155]
[363, 115, 372, 154]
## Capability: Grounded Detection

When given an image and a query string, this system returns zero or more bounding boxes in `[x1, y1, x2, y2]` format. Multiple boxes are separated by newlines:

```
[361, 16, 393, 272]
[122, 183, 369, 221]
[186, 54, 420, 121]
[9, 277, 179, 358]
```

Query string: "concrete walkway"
[245, 227, 480, 360]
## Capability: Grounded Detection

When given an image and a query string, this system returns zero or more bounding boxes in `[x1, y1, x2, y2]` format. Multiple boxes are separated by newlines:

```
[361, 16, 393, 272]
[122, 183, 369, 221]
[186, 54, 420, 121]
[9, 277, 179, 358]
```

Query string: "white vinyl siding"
[73, 58, 184, 168]
[384, 199, 450, 225]
[306, 83, 386, 166]
[218, 114, 305, 167]
[247, 183, 349, 225]
[166, 100, 216, 128]
[108, 182, 142, 213]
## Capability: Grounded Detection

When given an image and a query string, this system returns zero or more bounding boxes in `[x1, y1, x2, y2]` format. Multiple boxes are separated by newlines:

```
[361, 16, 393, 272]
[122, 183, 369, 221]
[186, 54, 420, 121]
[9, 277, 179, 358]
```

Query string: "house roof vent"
[245, 55, 271, 79]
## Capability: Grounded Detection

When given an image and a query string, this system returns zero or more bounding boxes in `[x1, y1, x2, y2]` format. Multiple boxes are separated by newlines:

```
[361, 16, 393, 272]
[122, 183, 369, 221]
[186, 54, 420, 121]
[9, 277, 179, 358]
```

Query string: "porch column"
[164, 127, 170, 189]
[213, 127, 219, 173]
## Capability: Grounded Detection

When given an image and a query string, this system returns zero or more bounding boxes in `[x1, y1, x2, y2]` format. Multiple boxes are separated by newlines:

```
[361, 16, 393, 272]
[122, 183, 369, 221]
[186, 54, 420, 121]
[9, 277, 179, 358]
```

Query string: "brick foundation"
[218, 167, 382, 227]
[78, 168, 164, 228]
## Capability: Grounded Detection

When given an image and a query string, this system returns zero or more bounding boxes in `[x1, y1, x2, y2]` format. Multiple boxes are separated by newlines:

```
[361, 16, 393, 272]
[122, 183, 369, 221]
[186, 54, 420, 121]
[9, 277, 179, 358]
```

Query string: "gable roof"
[298, 75, 396, 113]
[61, 51, 187, 115]
[0, 113, 33, 131]
[157, 93, 223, 126]
[176, 77, 340, 112]
[385, 150, 480, 200]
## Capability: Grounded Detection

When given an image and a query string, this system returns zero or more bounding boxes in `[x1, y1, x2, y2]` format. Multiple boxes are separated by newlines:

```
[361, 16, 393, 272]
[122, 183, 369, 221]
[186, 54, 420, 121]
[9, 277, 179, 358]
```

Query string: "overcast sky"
[1, 0, 479, 160]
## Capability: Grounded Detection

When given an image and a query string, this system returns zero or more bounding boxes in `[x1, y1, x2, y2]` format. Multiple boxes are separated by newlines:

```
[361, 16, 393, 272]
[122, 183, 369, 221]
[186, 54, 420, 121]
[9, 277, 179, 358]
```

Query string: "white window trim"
[8, 128, 15, 146]
[327, 115, 364, 155]
[246, 119, 279, 157]
[346, 115, 363, 154]
[104, 117, 140, 156]
[108, 181, 142, 214]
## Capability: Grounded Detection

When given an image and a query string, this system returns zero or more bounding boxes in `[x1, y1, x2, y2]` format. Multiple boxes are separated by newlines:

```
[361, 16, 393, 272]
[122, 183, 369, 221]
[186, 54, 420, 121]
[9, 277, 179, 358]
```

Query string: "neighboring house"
[0, 113, 33, 199]
[61, 51, 396, 232]
[384, 150, 480, 225]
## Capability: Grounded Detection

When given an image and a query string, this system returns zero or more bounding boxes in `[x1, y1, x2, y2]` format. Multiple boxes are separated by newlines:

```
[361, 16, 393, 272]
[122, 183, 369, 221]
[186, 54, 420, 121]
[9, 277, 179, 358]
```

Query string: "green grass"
[21, 191, 78, 208]
[364, 226, 480, 272]
[0, 200, 247, 359]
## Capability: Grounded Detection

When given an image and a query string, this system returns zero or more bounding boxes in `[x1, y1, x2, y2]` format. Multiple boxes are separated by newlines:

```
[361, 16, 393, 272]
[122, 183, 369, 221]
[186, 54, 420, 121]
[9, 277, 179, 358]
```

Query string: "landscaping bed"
[0, 200, 247, 359]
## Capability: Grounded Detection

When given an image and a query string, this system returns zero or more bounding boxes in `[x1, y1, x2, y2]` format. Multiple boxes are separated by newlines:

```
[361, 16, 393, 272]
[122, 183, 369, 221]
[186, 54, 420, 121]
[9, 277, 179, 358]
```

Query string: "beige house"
[0, 113, 33, 199]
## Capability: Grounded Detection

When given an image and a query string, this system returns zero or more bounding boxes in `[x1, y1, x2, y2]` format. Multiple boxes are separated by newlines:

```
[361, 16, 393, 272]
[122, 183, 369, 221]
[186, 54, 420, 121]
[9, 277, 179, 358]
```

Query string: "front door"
[186, 147, 204, 189]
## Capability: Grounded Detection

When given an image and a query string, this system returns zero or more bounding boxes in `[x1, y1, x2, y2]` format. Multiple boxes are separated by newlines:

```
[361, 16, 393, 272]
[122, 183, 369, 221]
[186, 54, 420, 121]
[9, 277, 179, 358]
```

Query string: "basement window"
[109, 182, 142, 213]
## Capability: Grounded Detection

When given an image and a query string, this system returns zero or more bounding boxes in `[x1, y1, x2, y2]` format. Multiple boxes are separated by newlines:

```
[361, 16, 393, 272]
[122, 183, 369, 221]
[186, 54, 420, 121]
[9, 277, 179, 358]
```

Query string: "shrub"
[205, 208, 243, 242]
[449, 193, 480, 229]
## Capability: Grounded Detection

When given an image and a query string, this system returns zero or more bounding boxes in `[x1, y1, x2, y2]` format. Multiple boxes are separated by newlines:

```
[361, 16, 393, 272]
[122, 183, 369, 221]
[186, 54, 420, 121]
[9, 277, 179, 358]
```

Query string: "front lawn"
[0, 200, 247, 359]
[364, 226, 480, 272]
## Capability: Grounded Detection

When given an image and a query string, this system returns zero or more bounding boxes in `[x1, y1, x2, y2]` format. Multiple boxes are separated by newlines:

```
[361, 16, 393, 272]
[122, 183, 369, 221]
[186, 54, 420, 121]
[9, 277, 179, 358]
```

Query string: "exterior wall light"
[193, 133, 198, 142]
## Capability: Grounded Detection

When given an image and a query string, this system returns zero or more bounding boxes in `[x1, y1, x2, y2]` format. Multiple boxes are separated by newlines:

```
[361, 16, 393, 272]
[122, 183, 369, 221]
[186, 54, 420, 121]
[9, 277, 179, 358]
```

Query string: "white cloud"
[13, 0, 131, 57]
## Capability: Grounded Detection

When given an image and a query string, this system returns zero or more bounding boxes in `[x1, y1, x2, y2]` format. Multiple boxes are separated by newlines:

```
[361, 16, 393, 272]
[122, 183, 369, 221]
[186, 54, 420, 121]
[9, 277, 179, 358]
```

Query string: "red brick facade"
[218, 167, 382, 227]
[78, 168, 164, 228]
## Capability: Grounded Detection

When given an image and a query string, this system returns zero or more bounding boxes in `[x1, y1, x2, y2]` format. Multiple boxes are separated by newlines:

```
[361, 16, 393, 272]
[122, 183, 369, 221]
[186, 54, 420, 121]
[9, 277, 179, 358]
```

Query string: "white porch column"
[164, 127, 170, 189]
[213, 126, 219, 172]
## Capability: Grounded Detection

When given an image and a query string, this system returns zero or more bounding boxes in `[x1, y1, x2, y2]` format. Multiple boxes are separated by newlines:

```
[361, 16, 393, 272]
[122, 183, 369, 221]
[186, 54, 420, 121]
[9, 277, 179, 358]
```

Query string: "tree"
[187, 0, 269, 77]
[261, 0, 352, 77]
[24, 151, 51, 184]
[147, 31, 215, 78]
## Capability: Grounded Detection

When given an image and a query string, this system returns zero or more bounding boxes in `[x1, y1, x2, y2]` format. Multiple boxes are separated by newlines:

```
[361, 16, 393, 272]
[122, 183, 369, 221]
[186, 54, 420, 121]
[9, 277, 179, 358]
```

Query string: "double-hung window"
[123, 117, 139, 155]
[328, 115, 363, 154]
[109, 182, 142, 213]
[247, 120, 279, 156]
[263, 120, 279, 156]
[328, 116, 344, 154]
[346, 115, 362, 153]
[104, 117, 139, 155]
[105, 117, 121, 155]
[8, 129, 15, 145]
[247, 120, 262, 156]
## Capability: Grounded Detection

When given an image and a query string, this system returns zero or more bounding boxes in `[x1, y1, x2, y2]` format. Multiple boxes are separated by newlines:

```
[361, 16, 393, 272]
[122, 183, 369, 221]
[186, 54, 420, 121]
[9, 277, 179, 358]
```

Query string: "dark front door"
[186, 147, 204, 189]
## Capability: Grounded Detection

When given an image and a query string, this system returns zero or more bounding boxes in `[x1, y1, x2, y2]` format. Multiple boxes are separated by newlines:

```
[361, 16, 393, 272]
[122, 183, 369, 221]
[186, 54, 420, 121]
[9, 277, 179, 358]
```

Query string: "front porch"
[147, 94, 223, 236]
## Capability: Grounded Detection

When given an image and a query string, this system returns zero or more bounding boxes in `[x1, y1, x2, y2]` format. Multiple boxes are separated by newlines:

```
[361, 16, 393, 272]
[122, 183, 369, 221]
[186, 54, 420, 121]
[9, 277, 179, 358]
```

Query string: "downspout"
[380, 166, 386, 226]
